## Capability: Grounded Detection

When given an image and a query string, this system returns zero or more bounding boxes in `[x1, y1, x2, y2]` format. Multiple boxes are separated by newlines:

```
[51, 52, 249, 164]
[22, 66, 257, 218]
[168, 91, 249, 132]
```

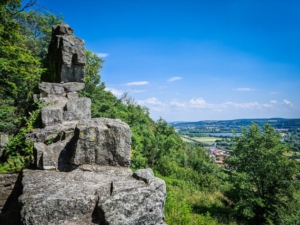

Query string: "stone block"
[39, 82, 64, 95]
[66, 92, 78, 99]
[63, 82, 85, 92]
[73, 118, 132, 167]
[63, 98, 91, 121]
[26, 121, 77, 143]
[41, 106, 63, 127]
[34, 141, 72, 170]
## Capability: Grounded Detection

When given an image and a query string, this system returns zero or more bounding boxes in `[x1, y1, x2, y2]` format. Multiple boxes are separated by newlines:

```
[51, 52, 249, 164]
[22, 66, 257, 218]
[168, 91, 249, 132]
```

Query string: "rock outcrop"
[42, 24, 86, 83]
[20, 167, 166, 225]
[11, 24, 167, 225]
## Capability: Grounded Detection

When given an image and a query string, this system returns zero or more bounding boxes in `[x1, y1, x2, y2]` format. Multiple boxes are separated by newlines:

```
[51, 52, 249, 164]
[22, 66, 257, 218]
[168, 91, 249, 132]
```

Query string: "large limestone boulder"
[19, 167, 166, 225]
[27, 118, 132, 171]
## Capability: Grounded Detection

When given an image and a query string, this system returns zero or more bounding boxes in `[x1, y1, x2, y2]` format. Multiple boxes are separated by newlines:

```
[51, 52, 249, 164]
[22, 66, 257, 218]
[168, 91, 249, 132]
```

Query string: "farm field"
[191, 137, 222, 145]
[180, 136, 195, 143]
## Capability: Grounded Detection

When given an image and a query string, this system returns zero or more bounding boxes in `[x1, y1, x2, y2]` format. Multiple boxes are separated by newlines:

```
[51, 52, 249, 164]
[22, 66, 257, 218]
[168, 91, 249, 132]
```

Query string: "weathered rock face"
[0, 174, 19, 212]
[34, 82, 91, 127]
[28, 118, 132, 172]
[63, 98, 91, 121]
[73, 118, 132, 167]
[0, 24, 167, 225]
[42, 24, 86, 83]
[0, 173, 22, 225]
[20, 167, 166, 225]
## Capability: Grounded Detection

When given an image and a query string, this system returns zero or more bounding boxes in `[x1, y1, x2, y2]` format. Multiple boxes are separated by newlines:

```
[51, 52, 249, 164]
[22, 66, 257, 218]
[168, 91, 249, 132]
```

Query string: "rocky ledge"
[20, 167, 166, 225]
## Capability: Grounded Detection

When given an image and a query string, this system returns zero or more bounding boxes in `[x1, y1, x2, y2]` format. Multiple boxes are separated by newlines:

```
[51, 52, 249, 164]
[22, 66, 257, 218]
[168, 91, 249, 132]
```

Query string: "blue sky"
[36, 0, 299, 121]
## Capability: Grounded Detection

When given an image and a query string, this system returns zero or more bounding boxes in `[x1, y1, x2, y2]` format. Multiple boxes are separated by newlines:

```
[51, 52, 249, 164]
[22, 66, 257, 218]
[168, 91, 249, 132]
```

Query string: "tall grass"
[161, 177, 237, 225]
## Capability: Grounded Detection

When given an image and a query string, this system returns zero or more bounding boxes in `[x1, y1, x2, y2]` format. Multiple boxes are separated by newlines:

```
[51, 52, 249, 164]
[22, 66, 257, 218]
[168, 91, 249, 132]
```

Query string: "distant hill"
[169, 118, 300, 132]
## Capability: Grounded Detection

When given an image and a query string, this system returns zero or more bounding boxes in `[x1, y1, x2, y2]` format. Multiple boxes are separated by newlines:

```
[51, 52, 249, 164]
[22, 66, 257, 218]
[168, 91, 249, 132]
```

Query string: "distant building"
[205, 146, 229, 166]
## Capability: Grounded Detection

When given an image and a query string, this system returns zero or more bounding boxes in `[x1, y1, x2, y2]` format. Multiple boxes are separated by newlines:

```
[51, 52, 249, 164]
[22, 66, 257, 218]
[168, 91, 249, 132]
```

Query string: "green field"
[180, 136, 196, 143]
[180, 136, 222, 145]
[191, 137, 222, 145]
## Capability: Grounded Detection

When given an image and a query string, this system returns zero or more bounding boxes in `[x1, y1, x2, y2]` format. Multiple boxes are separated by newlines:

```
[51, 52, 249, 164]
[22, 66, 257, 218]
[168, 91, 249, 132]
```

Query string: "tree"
[16, 9, 64, 58]
[0, 0, 43, 134]
[224, 123, 299, 224]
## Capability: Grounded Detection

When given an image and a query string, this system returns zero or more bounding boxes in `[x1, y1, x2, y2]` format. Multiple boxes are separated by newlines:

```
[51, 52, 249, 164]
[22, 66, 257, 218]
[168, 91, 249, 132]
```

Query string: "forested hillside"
[1, 1, 299, 224]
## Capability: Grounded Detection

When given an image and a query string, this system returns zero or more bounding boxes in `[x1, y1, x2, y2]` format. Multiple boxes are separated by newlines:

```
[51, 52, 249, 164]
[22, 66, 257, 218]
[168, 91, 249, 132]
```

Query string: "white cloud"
[96, 53, 109, 58]
[234, 88, 255, 91]
[170, 100, 186, 107]
[189, 98, 212, 108]
[222, 101, 260, 109]
[135, 96, 299, 120]
[105, 87, 123, 97]
[284, 99, 293, 106]
[137, 98, 167, 113]
[125, 81, 149, 86]
[144, 98, 164, 105]
[167, 77, 182, 82]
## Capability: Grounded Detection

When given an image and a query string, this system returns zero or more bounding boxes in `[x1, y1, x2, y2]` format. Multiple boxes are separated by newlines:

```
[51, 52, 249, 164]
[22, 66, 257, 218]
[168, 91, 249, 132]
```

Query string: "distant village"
[205, 146, 229, 167]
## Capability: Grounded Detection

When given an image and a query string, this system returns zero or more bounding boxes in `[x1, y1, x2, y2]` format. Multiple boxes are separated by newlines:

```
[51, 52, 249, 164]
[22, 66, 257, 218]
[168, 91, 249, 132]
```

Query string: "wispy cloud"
[234, 88, 255, 91]
[136, 95, 299, 119]
[143, 98, 165, 105]
[125, 81, 149, 86]
[167, 77, 182, 82]
[170, 100, 186, 107]
[105, 87, 123, 97]
[284, 99, 293, 106]
[189, 98, 213, 109]
[132, 90, 146, 93]
[221, 101, 260, 109]
[96, 53, 109, 58]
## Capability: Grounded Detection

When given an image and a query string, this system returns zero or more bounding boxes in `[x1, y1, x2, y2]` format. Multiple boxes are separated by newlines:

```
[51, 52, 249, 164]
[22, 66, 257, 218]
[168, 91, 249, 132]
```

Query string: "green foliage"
[16, 9, 64, 58]
[165, 184, 219, 225]
[0, 101, 43, 173]
[0, 0, 60, 171]
[284, 131, 300, 152]
[224, 123, 300, 224]
[154, 142, 223, 192]
[0, 0, 51, 134]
